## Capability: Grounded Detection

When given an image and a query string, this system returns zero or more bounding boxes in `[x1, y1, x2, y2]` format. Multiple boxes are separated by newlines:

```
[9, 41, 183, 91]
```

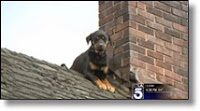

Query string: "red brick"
[138, 9, 154, 21]
[129, 35, 137, 43]
[147, 20, 164, 31]
[137, 68, 156, 80]
[128, 6, 137, 15]
[156, 60, 172, 71]
[173, 38, 188, 48]
[99, 13, 114, 26]
[181, 33, 188, 41]
[114, 7, 129, 18]
[115, 36, 129, 48]
[122, 9, 136, 22]
[156, 75, 174, 86]
[164, 27, 181, 38]
[137, 38, 154, 50]
[137, 2, 145, 10]
[173, 23, 187, 33]
[99, 1, 105, 6]
[165, 56, 181, 67]
[154, 1, 171, 12]
[104, 21, 115, 31]
[99, 11, 107, 20]
[99, 3, 120, 19]
[147, 64, 164, 75]
[180, 61, 188, 70]
[146, 35, 164, 46]
[131, 15, 145, 25]
[174, 81, 188, 91]
[99, 1, 112, 12]
[141, 1, 153, 6]
[130, 58, 146, 69]
[138, 53, 154, 65]
[156, 45, 173, 57]
[182, 77, 188, 85]
[160, 1, 181, 9]
[122, 43, 130, 52]
[115, 21, 129, 32]
[181, 3, 188, 12]
[113, 2, 121, 11]
[122, 57, 130, 67]
[130, 21, 136, 29]
[146, 6, 163, 17]
[181, 18, 188, 26]
[130, 50, 139, 58]
[155, 31, 172, 43]
[130, 28, 146, 38]
[119, 66, 130, 81]
[121, 1, 128, 7]
[115, 16, 123, 26]
[147, 50, 163, 61]
[138, 25, 154, 35]
[128, 1, 137, 7]
[107, 28, 114, 36]
[180, 1, 188, 5]
[130, 43, 145, 54]
[122, 13, 130, 22]
[164, 42, 181, 52]
[163, 12, 181, 24]
[121, 13, 129, 22]
[173, 66, 188, 77]
[112, 32, 122, 41]
[123, 28, 129, 37]
[114, 1, 121, 5]
[165, 70, 182, 82]
[173, 52, 188, 62]
[172, 8, 187, 19]
[155, 17, 172, 28]
[114, 46, 123, 55]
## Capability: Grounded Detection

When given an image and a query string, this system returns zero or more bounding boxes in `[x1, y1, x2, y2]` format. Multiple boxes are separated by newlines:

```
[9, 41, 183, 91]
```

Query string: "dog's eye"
[96, 37, 99, 40]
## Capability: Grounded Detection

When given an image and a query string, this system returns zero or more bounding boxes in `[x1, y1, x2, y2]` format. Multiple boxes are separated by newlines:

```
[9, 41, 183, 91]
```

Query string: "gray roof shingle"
[1, 48, 127, 99]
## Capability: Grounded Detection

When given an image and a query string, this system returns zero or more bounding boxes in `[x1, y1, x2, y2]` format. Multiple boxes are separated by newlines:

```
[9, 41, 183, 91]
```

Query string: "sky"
[1, 1, 99, 67]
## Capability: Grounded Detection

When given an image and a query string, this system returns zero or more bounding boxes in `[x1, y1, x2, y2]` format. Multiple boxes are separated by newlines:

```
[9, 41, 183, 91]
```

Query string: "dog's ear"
[86, 33, 92, 45]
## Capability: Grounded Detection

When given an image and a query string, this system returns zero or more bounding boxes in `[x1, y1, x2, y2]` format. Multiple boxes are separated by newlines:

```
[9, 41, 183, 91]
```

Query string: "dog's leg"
[102, 79, 115, 93]
[84, 71, 107, 90]
[95, 78, 107, 90]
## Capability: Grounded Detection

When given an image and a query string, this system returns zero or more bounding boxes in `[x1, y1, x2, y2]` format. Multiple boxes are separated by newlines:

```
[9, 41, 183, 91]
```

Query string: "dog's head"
[86, 30, 112, 53]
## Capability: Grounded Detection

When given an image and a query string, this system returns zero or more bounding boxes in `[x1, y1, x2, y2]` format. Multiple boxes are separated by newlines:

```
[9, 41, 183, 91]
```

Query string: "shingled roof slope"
[1, 48, 127, 99]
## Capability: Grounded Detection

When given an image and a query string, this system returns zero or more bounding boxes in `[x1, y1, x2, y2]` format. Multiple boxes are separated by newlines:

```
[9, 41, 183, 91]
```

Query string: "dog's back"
[70, 50, 89, 75]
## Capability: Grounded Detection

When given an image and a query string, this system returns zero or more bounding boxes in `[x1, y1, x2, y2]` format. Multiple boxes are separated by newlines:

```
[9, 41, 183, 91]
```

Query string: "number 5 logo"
[133, 88, 143, 99]
[132, 84, 144, 99]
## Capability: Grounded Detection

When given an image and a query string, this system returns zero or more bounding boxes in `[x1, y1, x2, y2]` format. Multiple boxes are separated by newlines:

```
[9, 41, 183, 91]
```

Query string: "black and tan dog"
[70, 30, 115, 92]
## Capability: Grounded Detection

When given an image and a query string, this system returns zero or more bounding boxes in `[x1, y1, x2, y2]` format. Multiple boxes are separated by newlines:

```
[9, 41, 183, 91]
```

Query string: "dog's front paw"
[100, 83, 107, 90]
[95, 79, 107, 90]
[107, 85, 115, 93]
[102, 79, 115, 93]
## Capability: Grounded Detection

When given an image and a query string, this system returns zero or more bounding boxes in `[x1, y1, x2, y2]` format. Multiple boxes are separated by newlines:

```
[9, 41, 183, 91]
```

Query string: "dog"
[70, 30, 115, 92]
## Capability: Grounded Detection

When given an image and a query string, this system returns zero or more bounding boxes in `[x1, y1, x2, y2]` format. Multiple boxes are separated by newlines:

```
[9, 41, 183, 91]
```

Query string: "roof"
[1, 48, 127, 99]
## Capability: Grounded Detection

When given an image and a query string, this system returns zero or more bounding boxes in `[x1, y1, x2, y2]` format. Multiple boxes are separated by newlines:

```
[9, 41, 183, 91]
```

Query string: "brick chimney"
[99, 1, 188, 99]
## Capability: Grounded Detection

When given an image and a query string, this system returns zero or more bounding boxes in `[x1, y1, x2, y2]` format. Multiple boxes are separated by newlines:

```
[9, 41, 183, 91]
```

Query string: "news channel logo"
[132, 83, 170, 99]
[132, 84, 144, 99]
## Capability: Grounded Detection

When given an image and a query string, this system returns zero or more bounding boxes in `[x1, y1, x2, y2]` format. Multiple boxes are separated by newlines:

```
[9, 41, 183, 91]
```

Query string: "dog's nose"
[99, 44, 104, 48]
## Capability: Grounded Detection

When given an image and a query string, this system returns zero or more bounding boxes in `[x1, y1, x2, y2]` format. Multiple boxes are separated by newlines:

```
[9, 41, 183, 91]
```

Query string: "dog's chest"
[88, 50, 108, 73]
[89, 62, 108, 74]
